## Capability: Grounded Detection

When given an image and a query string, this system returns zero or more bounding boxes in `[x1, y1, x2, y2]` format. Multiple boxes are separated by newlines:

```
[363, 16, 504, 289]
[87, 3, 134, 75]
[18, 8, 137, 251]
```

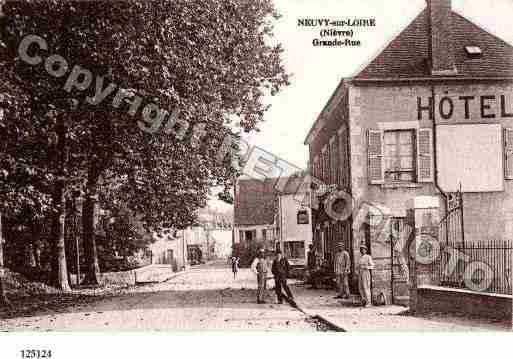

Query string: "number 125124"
[20, 350, 52, 359]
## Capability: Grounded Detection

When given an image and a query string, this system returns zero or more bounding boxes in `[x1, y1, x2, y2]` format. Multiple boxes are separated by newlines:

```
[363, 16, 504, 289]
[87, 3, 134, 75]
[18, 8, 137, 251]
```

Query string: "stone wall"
[416, 285, 512, 323]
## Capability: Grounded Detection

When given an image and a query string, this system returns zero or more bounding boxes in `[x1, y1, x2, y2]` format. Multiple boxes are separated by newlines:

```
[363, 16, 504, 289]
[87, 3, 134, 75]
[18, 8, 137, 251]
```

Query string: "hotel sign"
[417, 94, 513, 121]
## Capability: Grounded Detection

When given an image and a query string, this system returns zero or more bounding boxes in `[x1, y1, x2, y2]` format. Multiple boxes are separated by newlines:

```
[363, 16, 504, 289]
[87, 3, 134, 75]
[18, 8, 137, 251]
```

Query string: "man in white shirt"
[333, 244, 351, 299]
[358, 244, 374, 307]
[251, 249, 268, 304]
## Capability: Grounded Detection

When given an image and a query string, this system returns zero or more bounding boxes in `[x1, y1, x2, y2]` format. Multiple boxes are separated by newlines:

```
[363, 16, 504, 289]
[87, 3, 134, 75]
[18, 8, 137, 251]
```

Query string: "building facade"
[305, 0, 513, 303]
[276, 176, 313, 266]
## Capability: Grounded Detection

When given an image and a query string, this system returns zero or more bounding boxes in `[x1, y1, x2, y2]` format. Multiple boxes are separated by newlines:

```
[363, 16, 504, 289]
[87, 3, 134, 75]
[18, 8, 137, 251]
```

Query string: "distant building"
[180, 227, 230, 263]
[276, 176, 313, 266]
[233, 178, 278, 263]
[150, 228, 187, 271]
[233, 175, 312, 265]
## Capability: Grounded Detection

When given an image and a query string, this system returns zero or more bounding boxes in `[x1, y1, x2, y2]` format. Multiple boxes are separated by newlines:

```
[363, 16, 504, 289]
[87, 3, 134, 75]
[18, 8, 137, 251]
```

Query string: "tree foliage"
[0, 0, 288, 294]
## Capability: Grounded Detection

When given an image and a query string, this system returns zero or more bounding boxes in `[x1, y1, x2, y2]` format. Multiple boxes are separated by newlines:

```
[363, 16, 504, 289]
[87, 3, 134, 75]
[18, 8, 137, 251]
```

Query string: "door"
[245, 230, 254, 245]
[320, 230, 325, 263]
[167, 249, 174, 265]
[390, 217, 410, 304]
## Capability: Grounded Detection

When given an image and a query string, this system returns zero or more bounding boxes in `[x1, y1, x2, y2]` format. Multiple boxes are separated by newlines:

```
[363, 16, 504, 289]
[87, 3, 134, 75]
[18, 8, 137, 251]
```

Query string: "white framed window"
[384, 130, 416, 183]
[284, 241, 305, 259]
[313, 155, 319, 179]
[329, 136, 338, 184]
[367, 127, 433, 184]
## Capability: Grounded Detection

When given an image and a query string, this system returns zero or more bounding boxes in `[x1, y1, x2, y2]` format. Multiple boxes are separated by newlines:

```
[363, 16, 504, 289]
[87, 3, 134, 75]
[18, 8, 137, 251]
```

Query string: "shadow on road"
[0, 285, 291, 320]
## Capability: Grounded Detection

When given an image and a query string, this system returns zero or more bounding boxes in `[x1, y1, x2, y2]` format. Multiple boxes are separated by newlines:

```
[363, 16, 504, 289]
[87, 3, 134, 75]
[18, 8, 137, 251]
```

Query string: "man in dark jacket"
[307, 244, 316, 271]
[271, 249, 295, 305]
[306, 244, 318, 289]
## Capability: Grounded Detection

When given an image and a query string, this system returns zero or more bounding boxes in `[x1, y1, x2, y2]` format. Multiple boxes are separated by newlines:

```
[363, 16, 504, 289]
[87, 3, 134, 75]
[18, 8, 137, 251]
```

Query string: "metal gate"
[439, 188, 464, 246]
[435, 188, 465, 287]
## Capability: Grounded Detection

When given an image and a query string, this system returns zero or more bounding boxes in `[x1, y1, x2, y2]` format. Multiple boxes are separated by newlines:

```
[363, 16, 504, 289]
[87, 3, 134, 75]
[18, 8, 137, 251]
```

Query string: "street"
[1, 262, 509, 332]
[0, 263, 319, 332]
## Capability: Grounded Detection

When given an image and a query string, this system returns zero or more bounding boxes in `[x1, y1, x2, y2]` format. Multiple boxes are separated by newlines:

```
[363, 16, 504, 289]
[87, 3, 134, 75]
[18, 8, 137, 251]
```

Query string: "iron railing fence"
[430, 240, 512, 295]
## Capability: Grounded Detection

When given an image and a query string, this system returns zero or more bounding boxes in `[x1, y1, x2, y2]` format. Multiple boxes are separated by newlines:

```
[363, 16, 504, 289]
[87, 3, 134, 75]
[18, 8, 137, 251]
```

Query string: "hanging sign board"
[297, 210, 309, 224]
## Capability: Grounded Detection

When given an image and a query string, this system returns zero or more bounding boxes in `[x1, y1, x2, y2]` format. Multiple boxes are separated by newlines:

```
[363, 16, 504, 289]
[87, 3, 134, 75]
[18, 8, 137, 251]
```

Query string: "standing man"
[358, 244, 374, 307]
[307, 244, 316, 272]
[271, 249, 295, 306]
[231, 255, 240, 279]
[306, 244, 318, 289]
[251, 249, 268, 304]
[333, 244, 351, 299]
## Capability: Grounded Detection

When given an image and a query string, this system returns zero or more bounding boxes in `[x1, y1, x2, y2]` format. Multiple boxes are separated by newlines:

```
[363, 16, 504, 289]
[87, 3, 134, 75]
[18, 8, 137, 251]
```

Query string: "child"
[231, 256, 240, 279]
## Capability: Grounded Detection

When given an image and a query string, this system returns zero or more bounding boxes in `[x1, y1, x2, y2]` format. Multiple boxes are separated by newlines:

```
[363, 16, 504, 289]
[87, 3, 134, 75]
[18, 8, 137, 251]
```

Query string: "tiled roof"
[355, 9, 513, 79]
[233, 174, 309, 226]
[279, 172, 309, 195]
[234, 178, 277, 226]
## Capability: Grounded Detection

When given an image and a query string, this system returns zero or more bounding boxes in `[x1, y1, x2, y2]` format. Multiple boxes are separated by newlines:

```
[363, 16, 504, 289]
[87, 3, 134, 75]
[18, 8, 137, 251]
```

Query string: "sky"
[210, 0, 513, 211]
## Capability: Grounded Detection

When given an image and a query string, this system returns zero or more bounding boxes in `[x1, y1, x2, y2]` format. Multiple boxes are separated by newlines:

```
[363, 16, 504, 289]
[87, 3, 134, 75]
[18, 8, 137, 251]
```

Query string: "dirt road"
[0, 264, 316, 331]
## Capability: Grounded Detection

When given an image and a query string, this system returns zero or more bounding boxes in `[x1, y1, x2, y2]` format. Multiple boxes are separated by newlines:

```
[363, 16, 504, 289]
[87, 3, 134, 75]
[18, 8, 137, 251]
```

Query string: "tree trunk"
[50, 189, 70, 291]
[31, 220, 42, 269]
[0, 211, 10, 307]
[65, 196, 74, 286]
[50, 117, 71, 292]
[69, 195, 80, 285]
[82, 168, 100, 285]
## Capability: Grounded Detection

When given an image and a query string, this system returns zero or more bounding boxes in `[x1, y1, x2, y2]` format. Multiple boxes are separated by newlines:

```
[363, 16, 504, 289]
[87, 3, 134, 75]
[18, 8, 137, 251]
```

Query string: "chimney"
[426, 0, 457, 75]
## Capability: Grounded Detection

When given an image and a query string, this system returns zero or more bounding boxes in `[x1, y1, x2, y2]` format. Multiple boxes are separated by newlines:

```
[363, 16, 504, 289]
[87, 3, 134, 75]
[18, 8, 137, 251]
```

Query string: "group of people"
[250, 249, 296, 305]
[230, 242, 374, 308]
[231, 249, 296, 305]
[307, 243, 374, 307]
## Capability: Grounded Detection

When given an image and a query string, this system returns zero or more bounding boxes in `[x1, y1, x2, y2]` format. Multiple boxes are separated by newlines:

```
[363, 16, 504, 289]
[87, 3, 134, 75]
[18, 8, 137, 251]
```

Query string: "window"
[339, 129, 348, 187]
[330, 138, 338, 184]
[383, 130, 415, 182]
[321, 147, 328, 182]
[313, 156, 319, 179]
[284, 241, 305, 259]
[244, 230, 255, 244]
[465, 46, 482, 58]
[262, 229, 267, 241]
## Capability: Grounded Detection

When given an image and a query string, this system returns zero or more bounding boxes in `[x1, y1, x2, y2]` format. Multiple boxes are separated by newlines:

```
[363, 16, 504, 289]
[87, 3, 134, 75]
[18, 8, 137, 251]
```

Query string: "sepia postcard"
[0, 0, 512, 356]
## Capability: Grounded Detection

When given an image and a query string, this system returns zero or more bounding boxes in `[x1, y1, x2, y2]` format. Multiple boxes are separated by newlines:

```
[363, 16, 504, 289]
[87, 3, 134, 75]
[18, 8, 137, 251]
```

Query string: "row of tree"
[0, 0, 288, 306]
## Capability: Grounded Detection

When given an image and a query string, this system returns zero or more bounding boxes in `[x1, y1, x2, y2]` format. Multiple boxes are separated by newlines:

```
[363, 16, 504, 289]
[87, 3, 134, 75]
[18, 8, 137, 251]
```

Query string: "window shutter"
[367, 129, 384, 184]
[504, 128, 513, 180]
[417, 128, 433, 182]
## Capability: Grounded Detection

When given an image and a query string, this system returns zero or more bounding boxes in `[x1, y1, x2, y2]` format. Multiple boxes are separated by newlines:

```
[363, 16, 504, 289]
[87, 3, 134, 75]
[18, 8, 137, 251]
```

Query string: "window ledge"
[381, 182, 423, 189]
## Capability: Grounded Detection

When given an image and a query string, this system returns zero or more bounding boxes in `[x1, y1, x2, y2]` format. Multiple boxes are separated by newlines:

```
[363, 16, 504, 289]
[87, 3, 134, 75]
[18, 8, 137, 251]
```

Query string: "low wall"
[69, 265, 179, 286]
[100, 270, 137, 286]
[415, 285, 512, 323]
[134, 265, 176, 283]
